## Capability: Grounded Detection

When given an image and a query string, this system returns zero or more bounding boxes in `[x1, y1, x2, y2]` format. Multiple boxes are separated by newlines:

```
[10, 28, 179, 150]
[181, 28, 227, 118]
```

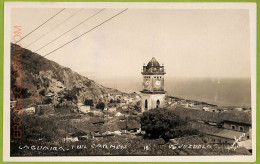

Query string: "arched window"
[156, 100, 160, 108]
[145, 99, 148, 109]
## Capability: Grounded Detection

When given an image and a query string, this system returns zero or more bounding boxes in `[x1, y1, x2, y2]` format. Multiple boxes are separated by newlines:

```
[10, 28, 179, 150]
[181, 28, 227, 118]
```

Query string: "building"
[222, 112, 251, 133]
[207, 129, 246, 144]
[79, 106, 90, 114]
[140, 57, 166, 111]
[22, 107, 35, 114]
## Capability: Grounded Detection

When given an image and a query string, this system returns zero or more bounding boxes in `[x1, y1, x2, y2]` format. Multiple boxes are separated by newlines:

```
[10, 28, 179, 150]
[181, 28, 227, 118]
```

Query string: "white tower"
[140, 57, 166, 112]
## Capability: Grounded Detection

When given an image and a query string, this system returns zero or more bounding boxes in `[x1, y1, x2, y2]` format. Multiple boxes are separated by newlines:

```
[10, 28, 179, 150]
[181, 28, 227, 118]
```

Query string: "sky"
[11, 8, 251, 80]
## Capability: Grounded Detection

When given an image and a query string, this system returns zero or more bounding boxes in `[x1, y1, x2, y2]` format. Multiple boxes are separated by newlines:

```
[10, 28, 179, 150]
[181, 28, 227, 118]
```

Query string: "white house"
[22, 107, 35, 114]
[115, 112, 122, 117]
[79, 106, 90, 113]
[202, 107, 209, 111]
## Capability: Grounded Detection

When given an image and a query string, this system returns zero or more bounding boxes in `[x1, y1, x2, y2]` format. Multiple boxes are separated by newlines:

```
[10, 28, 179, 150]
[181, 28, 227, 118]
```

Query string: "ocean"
[95, 77, 251, 107]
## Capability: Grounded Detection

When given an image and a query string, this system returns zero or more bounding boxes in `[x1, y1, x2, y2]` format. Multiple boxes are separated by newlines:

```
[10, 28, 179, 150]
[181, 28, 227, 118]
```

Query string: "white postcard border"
[3, 2, 257, 162]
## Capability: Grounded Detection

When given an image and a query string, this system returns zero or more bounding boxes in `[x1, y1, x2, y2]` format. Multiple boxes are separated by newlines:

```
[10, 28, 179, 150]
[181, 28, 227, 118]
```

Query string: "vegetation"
[10, 112, 250, 156]
[43, 97, 52, 104]
[109, 99, 121, 103]
[96, 102, 105, 110]
[141, 108, 199, 141]
[39, 89, 46, 96]
[64, 90, 77, 101]
[84, 99, 93, 106]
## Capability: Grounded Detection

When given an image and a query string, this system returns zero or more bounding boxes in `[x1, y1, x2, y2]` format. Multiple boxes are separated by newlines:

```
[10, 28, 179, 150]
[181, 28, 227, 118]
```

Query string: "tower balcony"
[141, 66, 166, 75]
[140, 89, 166, 94]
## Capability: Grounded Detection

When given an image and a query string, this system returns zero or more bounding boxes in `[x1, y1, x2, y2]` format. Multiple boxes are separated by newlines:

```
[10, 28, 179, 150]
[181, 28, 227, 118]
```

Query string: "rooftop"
[207, 129, 245, 140]
[147, 57, 160, 68]
[142, 57, 165, 75]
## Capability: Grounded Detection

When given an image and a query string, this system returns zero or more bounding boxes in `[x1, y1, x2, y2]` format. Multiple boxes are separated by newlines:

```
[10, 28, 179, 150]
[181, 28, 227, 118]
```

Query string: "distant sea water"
[95, 77, 251, 107]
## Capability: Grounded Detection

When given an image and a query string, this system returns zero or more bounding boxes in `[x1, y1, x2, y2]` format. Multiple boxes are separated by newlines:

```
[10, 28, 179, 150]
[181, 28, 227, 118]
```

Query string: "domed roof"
[147, 57, 160, 68]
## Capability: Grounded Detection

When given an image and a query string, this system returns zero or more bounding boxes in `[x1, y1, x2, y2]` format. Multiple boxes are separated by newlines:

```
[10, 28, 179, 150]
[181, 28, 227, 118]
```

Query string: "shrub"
[43, 97, 52, 104]
[39, 89, 46, 96]
[21, 88, 32, 98]
[110, 99, 115, 103]
[84, 99, 93, 106]
[141, 108, 198, 141]
[96, 102, 105, 110]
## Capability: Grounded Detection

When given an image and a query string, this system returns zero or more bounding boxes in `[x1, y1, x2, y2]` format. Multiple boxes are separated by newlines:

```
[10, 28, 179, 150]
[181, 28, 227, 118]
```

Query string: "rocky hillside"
[11, 43, 122, 108]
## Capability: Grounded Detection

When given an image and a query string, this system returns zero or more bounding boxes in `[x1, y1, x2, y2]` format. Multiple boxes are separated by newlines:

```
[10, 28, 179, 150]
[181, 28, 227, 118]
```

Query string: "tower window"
[156, 100, 160, 108]
[145, 99, 148, 109]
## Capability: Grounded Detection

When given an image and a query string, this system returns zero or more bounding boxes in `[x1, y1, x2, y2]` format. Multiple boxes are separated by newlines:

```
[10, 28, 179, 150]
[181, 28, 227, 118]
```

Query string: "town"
[10, 57, 252, 156]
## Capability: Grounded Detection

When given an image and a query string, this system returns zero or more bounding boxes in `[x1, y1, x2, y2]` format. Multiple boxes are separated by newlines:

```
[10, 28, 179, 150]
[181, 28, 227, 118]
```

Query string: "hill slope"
[10, 43, 122, 108]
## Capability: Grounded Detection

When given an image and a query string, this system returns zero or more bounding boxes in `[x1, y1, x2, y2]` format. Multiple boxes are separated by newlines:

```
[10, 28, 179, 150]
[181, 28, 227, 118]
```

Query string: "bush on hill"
[141, 108, 199, 141]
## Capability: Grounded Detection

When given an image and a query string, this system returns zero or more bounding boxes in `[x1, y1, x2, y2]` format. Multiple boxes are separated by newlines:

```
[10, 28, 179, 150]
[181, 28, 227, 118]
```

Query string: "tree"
[140, 108, 198, 141]
[39, 89, 46, 96]
[21, 88, 31, 98]
[64, 89, 77, 101]
[43, 97, 52, 104]
[109, 99, 115, 103]
[96, 102, 105, 110]
[84, 99, 93, 106]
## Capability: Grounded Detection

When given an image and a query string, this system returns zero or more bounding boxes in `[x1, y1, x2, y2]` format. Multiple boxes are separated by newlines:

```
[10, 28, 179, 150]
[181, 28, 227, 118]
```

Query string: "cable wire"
[35, 8, 105, 53]
[19, 8, 66, 42]
[44, 8, 128, 57]
[25, 9, 83, 49]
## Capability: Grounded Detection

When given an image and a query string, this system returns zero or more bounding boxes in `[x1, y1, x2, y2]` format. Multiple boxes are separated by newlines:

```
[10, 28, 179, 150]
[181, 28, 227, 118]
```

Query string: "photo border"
[0, 0, 259, 163]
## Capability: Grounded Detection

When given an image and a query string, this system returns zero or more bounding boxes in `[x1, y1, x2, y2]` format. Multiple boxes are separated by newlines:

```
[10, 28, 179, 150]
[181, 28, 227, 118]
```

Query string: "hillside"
[10, 43, 122, 108]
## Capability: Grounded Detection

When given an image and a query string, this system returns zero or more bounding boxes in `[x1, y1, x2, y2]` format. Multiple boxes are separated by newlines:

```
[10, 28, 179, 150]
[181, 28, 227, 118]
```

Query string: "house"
[22, 107, 35, 114]
[172, 108, 222, 126]
[70, 119, 103, 138]
[124, 98, 133, 104]
[221, 112, 251, 133]
[79, 105, 90, 114]
[127, 120, 141, 132]
[118, 116, 127, 122]
[36, 104, 54, 114]
[207, 129, 246, 144]
[209, 108, 218, 113]
[108, 107, 117, 113]
[46, 92, 55, 97]
[92, 110, 104, 117]
[115, 94, 122, 99]
[90, 117, 105, 125]
[77, 103, 84, 107]
[235, 107, 243, 111]
[187, 103, 195, 108]
[10, 101, 17, 108]
[113, 130, 122, 135]
[63, 136, 79, 142]
[115, 112, 122, 117]
[202, 107, 209, 111]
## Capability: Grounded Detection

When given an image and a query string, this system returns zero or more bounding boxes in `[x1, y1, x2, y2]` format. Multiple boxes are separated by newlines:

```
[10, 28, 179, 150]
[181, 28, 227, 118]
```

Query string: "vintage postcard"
[3, 2, 256, 162]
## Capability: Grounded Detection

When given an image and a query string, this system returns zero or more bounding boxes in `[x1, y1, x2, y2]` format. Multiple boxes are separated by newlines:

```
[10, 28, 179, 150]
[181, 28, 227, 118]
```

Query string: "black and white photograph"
[3, 2, 256, 162]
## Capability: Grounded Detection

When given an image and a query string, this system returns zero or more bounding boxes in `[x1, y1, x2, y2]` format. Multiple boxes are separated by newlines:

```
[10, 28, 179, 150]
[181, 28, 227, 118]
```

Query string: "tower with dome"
[140, 57, 166, 111]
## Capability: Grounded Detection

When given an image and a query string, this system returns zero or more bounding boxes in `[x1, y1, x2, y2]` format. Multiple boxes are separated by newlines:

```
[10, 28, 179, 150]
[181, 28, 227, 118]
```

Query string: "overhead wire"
[43, 8, 128, 57]
[19, 8, 66, 42]
[34, 8, 105, 53]
[25, 8, 84, 48]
